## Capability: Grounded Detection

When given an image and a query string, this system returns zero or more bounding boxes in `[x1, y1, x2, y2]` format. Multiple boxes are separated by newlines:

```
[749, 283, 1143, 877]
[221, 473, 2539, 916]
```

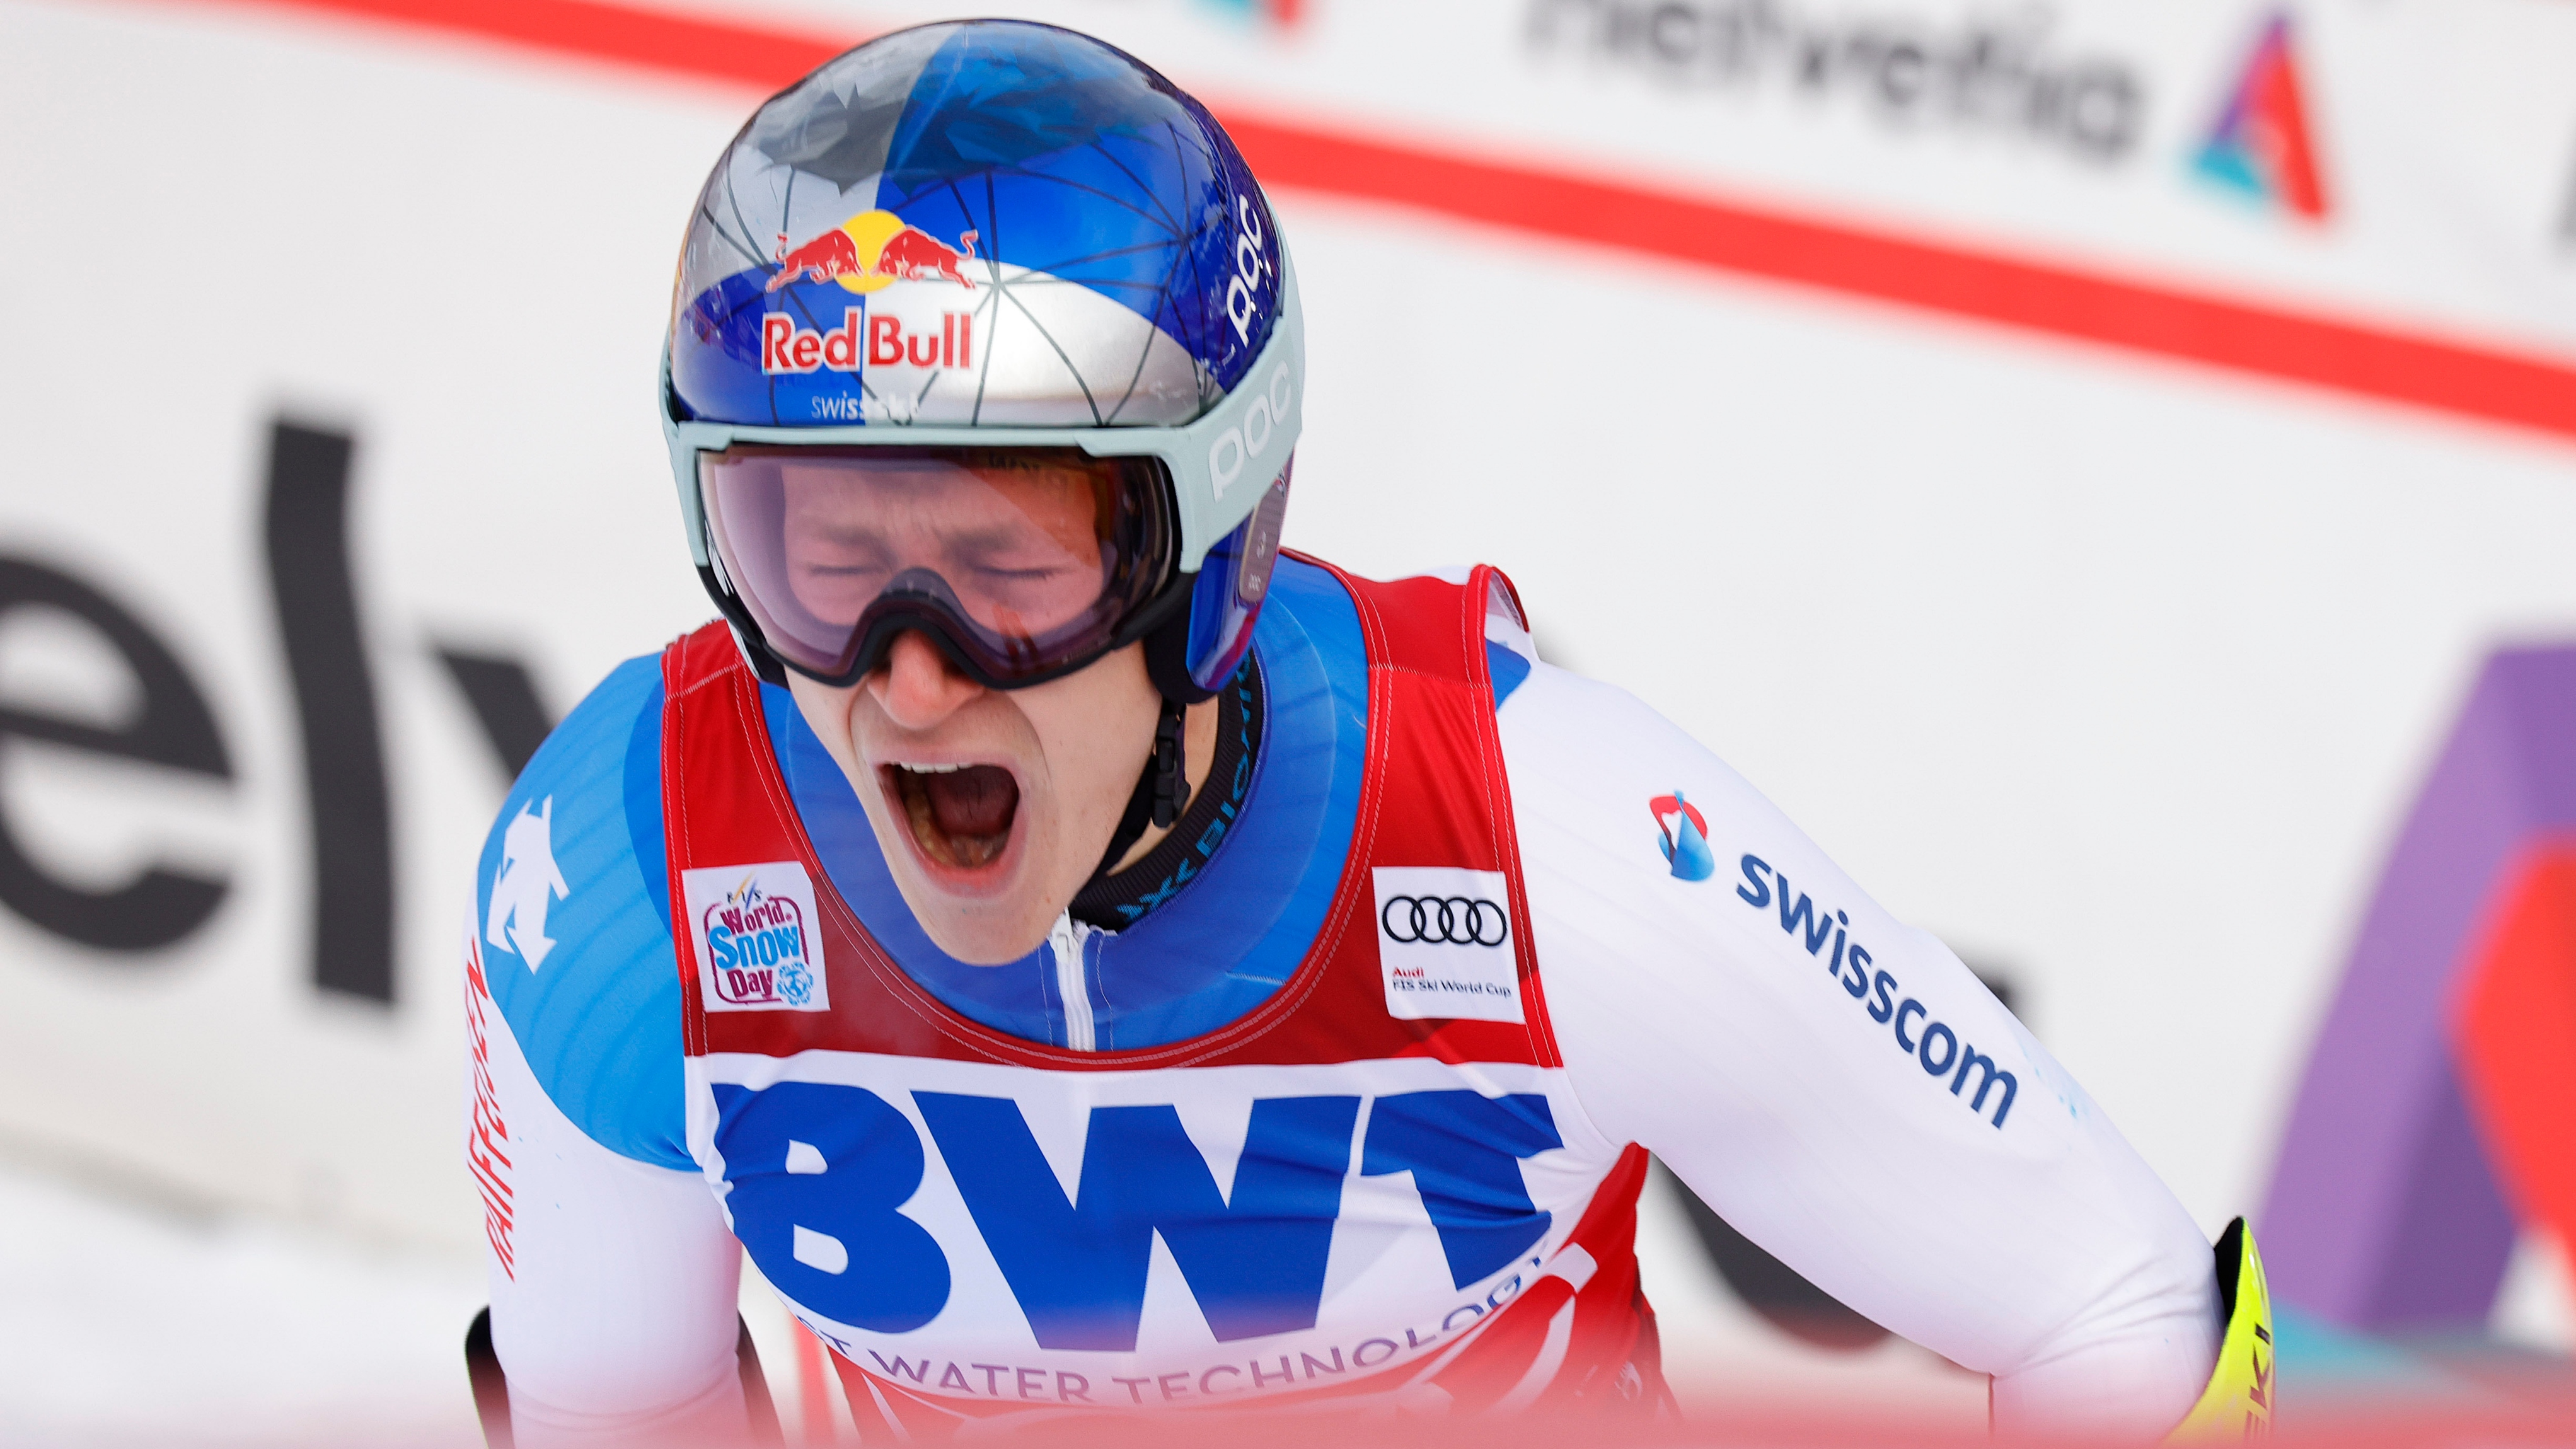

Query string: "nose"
[866, 630, 986, 730]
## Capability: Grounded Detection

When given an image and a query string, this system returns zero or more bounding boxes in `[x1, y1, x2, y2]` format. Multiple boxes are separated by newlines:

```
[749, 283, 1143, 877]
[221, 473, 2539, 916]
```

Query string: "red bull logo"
[761, 308, 974, 376]
[767, 210, 981, 294]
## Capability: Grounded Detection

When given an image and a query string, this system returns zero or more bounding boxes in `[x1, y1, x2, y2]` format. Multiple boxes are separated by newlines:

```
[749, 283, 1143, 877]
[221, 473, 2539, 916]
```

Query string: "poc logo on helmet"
[1372, 867, 1523, 1025]
[1210, 194, 1290, 502]
[1225, 193, 1271, 345]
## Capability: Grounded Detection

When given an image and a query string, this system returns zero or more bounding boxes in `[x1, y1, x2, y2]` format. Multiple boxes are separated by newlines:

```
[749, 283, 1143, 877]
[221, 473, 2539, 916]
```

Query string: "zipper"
[1048, 911, 1098, 1051]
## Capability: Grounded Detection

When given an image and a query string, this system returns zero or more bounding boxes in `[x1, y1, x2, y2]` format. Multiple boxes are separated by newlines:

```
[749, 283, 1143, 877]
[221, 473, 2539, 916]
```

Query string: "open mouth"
[882, 762, 1020, 871]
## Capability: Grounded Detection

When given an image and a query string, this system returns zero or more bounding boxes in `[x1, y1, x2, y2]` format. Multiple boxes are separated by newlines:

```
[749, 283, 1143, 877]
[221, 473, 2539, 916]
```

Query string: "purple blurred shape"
[2260, 645, 2576, 1331]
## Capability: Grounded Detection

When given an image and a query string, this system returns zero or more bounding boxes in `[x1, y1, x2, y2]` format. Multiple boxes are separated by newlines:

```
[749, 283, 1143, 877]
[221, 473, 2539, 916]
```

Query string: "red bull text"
[762, 309, 975, 375]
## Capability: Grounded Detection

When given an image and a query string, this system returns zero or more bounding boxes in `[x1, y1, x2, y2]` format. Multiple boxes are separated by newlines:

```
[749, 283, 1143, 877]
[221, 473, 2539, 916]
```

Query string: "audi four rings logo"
[1380, 896, 1510, 947]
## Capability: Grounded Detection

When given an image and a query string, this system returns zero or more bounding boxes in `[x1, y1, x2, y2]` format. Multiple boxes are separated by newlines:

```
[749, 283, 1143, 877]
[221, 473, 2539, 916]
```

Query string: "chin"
[910, 903, 1058, 967]
[896, 859, 1062, 964]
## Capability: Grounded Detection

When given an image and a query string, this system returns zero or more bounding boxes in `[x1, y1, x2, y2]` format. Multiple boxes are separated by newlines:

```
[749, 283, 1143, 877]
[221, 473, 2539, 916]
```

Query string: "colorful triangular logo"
[1198, 0, 1303, 28]
[2193, 13, 2330, 222]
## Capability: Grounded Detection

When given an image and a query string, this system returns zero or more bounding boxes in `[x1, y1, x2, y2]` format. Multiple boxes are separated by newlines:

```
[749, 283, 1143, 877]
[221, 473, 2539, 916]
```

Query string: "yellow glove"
[2168, 1217, 2273, 1441]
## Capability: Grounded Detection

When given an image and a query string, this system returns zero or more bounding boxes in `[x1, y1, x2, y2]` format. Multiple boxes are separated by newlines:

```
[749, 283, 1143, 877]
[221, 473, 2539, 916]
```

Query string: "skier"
[465, 19, 2272, 1446]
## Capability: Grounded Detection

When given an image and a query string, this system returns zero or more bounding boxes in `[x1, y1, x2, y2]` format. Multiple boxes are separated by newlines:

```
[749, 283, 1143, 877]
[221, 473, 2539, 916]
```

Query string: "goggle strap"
[1142, 596, 1220, 706]
[697, 563, 791, 686]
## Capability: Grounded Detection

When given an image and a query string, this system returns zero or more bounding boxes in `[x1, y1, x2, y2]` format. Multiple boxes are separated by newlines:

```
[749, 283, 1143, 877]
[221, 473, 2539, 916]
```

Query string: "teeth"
[897, 773, 957, 869]
[895, 762, 967, 774]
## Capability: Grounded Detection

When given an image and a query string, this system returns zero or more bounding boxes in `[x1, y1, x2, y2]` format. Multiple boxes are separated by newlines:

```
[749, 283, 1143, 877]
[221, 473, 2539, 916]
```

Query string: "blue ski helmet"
[662, 20, 1300, 701]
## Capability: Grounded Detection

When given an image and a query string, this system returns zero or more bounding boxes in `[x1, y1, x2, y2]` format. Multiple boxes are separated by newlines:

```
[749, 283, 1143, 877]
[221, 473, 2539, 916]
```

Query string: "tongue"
[926, 766, 1017, 842]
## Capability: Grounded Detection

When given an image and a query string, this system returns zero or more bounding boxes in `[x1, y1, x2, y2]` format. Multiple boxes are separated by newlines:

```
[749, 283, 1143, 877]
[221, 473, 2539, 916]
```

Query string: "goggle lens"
[700, 445, 1173, 685]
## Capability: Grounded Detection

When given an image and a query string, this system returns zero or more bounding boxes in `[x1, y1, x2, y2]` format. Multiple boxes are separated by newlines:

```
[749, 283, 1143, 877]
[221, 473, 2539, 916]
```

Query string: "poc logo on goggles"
[1210, 362, 1294, 500]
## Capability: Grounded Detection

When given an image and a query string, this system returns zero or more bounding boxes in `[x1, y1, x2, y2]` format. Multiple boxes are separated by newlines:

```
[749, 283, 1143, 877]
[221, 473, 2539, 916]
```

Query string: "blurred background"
[4, 0, 2575, 1441]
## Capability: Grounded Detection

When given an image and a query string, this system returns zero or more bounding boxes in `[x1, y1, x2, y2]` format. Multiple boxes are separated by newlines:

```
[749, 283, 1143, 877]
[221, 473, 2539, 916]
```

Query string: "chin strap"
[1148, 695, 1189, 829]
[2166, 1216, 2273, 1442]
[1092, 696, 1193, 879]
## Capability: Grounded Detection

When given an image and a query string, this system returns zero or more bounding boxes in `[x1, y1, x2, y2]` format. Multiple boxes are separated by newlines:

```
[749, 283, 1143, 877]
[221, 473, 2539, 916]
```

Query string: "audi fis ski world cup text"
[1372, 867, 1524, 1024]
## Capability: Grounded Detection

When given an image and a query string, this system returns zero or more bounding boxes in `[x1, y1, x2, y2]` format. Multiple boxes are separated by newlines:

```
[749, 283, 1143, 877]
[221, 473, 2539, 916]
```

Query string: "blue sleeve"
[473, 654, 692, 1172]
[1486, 640, 1531, 708]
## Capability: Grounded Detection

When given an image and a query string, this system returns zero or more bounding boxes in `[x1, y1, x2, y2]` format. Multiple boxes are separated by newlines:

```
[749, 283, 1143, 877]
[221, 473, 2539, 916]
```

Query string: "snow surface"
[0, 1148, 1985, 1447]
[0, 1157, 487, 1448]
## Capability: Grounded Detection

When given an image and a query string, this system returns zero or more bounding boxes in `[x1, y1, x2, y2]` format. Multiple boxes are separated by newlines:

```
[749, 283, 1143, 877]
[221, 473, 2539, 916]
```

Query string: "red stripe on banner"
[216, 0, 849, 88]
[1220, 117, 2576, 444]
[146, 0, 2576, 446]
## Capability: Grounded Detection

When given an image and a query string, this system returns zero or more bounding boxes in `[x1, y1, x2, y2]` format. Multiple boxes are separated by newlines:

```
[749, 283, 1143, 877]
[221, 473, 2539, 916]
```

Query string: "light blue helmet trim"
[661, 251, 1302, 579]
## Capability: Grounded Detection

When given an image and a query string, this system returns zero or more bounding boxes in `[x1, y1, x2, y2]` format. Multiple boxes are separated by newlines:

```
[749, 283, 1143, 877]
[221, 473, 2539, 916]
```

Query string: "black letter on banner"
[263, 420, 394, 1003]
[2559, 159, 2576, 249]
[0, 555, 231, 950]
[434, 647, 557, 782]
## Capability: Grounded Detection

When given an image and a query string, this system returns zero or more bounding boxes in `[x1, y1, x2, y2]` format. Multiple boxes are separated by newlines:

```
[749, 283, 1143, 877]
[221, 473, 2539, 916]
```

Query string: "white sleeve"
[466, 943, 749, 1448]
[1497, 662, 2218, 1437]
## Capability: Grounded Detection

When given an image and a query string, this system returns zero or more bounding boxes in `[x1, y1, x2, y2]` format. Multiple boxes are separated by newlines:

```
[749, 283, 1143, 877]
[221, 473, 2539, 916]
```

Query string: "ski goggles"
[700, 442, 1286, 689]
[666, 258, 1305, 694]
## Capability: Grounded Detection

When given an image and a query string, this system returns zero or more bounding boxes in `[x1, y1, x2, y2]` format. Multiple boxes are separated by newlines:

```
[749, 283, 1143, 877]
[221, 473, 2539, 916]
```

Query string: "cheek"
[1020, 667, 1156, 806]
[784, 678, 867, 765]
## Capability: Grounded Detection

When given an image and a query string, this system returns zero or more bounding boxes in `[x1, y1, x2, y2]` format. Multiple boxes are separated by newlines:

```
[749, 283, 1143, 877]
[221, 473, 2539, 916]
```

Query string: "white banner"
[2, 0, 2572, 1390]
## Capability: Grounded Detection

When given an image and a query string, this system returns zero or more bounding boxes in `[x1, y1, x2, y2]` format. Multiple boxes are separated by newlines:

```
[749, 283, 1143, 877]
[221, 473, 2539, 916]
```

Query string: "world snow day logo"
[682, 862, 832, 1012]
[705, 876, 816, 1008]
